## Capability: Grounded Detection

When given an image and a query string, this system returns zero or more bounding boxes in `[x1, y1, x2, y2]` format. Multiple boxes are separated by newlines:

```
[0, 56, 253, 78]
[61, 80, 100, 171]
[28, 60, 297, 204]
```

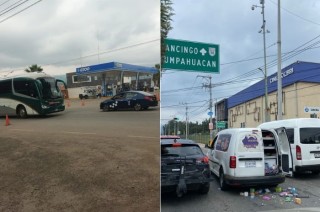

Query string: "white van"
[206, 128, 292, 190]
[259, 118, 320, 175]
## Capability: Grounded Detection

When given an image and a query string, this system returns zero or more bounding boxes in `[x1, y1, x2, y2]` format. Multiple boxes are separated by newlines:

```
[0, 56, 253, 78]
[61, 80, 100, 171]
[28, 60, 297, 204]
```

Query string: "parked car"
[100, 91, 158, 111]
[206, 128, 292, 190]
[259, 118, 320, 175]
[79, 87, 97, 99]
[161, 138, 214, 197]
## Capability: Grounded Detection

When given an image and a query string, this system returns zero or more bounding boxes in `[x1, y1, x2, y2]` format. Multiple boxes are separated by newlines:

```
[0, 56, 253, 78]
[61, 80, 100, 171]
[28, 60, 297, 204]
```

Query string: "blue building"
[219, 61, 320, 128]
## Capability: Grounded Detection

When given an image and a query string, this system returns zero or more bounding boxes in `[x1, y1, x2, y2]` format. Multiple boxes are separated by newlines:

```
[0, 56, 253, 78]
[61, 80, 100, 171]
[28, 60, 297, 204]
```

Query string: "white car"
[206, 128, 292, 190]
[259, 118, 320, 175]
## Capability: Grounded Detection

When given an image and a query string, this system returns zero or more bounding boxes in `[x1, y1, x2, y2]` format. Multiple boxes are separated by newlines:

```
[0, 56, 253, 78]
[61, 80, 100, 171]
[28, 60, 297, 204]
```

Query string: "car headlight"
[41, 105, 50, 109]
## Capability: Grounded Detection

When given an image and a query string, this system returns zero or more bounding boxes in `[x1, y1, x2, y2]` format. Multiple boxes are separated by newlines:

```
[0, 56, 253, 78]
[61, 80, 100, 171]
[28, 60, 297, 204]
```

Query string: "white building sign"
[304, 106, 320, 113]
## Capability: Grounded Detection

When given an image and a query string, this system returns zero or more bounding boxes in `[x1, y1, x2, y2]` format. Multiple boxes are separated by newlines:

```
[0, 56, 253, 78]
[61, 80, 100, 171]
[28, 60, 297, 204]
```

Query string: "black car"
[100, 91, 158, 111]
[161, 139, 214, 197]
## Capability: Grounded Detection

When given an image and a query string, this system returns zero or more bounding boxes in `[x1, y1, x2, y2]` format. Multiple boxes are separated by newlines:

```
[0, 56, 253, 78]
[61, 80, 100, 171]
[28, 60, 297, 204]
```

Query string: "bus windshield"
[37, 77, 61, 99]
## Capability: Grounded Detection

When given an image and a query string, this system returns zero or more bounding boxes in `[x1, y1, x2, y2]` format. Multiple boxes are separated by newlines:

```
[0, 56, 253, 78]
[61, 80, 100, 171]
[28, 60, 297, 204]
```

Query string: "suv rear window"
[300, 128, 320, 144]
[161, 145, 203, 157]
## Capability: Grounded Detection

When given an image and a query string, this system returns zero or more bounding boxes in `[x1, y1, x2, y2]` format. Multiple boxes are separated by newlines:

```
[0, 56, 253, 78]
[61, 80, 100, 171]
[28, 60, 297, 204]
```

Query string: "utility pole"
[252, 0, 270, 122]
[174, 119, 176, 135]
[277, 0, 283, 120]
[182, 103, 189, 139]
[197, 75, 213, 144]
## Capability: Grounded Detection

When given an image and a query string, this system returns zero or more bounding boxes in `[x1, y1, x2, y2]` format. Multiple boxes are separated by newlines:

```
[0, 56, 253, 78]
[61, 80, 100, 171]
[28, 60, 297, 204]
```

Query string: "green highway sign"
[217, 121, 226, 129]
[163, 38, 220, 73]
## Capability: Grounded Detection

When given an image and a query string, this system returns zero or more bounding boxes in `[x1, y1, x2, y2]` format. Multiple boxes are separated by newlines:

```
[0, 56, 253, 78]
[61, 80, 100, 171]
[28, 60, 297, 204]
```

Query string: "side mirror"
[205, 144, 210, 149]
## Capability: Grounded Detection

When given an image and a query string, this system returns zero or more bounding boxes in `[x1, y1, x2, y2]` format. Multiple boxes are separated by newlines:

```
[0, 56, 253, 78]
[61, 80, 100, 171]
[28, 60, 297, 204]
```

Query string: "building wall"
[228, 82, 320, 128]
[66, 72, 103, 88]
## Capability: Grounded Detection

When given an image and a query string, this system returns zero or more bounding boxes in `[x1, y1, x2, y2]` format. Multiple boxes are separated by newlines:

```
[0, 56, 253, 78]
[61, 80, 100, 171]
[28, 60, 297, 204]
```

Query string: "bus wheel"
[17, 106, 27, 118]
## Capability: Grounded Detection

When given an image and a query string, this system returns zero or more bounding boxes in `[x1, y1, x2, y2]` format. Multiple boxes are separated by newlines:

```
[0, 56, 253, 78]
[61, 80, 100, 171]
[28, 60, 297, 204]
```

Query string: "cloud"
[0, 0, 160, 76]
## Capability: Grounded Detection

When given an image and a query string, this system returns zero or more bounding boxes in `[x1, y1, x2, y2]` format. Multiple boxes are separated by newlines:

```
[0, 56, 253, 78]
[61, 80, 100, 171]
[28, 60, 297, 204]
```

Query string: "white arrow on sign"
[200, 48, 207, 56]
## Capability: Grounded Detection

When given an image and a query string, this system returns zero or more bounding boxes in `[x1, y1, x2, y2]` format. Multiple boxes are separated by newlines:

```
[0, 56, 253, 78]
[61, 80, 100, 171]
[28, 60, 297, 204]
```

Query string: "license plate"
[245, 161, 256, 168]
[315, 153, 320, 158]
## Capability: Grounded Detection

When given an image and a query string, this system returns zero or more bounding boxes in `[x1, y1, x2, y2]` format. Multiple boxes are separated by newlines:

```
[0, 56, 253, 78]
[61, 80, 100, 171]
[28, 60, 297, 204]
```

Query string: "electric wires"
[0, 0, 43, 24]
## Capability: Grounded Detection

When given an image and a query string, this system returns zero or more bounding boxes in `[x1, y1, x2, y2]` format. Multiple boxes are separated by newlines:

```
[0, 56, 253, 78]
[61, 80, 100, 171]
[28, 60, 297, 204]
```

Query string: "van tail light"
[230, 156, 237, 168]
[197, 156, 209, 164]
[296, 145, 302, 160]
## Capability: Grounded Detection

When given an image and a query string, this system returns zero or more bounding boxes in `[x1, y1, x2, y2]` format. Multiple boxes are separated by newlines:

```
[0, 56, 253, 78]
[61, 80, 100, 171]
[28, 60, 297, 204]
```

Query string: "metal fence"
[181, 134, 211, 144]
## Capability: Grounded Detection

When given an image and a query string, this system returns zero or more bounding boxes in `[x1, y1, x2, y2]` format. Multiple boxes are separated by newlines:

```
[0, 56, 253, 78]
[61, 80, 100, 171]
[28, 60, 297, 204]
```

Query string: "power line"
[0, 38, 159, 75]
[161, 77, 263, 95]
[0, 0, 28, 17]
[269, 0, 320, 27]
[0, 0, 42, 24]
[46, 39, 159, 66]
[161, 100, 208, 108]
[0, 0, 13, 7]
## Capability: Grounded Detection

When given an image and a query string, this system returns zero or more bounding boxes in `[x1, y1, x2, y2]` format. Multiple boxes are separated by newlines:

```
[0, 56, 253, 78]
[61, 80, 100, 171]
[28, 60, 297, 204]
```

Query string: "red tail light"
[296, 145, 302, 160]
[144, 96, 152, 101]
[197, 156, 209, 164]
[172, 143, 182, 147]
[230, 156, 237, 168]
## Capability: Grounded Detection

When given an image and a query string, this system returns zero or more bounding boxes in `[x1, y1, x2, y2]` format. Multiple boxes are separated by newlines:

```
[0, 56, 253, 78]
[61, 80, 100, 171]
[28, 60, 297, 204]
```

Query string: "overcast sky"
[0, 0, 160, 77]
[161, 0, 320, 126]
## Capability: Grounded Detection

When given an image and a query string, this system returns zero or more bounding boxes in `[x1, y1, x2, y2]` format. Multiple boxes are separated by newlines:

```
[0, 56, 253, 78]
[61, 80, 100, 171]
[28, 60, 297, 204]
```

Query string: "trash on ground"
[263, 195, 271, 201]
[285, 197, 292, 202]
[240, 185, 310, 205]
[294, 197, 302, 205]
[296, 195, 309, 198]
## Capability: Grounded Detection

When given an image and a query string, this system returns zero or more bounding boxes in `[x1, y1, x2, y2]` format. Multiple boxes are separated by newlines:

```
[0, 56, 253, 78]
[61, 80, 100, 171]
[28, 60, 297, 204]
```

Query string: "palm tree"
[25, 64, 43, 73]
[161, 0, 174, 67]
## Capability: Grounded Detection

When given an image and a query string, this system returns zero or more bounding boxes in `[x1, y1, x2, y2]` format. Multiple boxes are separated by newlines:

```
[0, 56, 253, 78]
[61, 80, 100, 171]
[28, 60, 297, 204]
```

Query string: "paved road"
[2, 98, 159, 137]
[161, 145, 320, 212]
[0, 98, 160, 212]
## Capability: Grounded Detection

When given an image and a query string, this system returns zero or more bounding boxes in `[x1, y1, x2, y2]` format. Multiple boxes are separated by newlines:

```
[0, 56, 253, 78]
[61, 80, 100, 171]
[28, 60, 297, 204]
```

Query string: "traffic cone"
[67, 99, 71, 107]
[81, 100, 85, 106]
[5, 114, 10, 126]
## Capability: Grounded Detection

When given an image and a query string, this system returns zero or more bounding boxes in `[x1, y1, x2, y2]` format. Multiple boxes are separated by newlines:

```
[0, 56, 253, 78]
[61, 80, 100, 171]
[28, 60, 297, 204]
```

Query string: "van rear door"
[273, 128, 293, 176]
[235, 130, 265, 177]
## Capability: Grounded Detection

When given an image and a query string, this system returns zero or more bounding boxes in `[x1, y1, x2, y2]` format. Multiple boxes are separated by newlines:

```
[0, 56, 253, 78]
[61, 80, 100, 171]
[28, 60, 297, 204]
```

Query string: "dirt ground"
[0, 99, 160, 212]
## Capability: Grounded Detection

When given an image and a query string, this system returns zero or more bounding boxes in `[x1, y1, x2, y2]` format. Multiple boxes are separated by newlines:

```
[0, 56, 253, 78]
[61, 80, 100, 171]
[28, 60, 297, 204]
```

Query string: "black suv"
[161, 139, 214, 197]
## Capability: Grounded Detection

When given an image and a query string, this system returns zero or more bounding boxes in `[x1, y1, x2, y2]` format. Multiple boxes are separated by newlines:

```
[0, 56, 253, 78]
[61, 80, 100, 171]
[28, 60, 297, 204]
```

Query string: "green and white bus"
[0, 72, 67, 118]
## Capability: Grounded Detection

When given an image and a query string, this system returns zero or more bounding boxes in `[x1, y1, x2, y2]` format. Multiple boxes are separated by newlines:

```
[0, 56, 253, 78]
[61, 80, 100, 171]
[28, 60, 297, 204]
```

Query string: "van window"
[300, 128, 320, 144]
[216, 134, 231, 152]
[286, 128, 294, 144]
[209, 136, 218, 149]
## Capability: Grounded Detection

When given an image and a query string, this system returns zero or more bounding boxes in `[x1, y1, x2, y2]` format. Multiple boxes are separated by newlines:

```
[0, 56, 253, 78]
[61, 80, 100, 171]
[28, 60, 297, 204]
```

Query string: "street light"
[252, 0, 270, 122]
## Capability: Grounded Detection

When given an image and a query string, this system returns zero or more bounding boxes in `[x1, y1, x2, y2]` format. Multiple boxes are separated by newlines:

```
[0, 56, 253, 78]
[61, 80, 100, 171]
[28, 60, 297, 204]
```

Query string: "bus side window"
[28, 82, 38, 98]
[0, 80, 12, 94]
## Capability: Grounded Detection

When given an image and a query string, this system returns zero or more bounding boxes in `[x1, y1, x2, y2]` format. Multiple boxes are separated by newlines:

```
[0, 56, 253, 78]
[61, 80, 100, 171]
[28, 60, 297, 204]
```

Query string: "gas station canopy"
[76, 62, 158, 75]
